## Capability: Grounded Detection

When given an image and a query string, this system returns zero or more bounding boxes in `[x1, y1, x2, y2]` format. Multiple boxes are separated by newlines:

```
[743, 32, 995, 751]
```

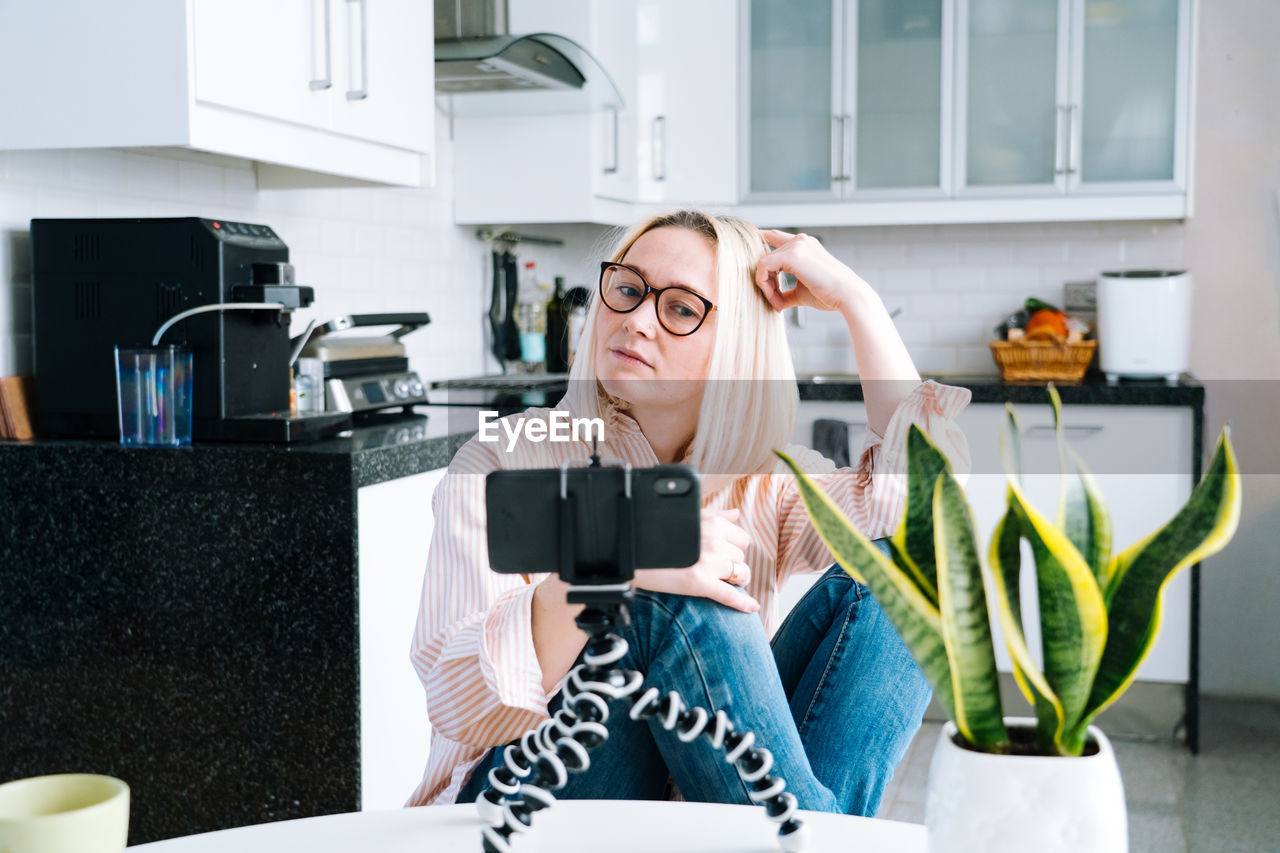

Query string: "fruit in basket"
[1024, 308, 1069, 343]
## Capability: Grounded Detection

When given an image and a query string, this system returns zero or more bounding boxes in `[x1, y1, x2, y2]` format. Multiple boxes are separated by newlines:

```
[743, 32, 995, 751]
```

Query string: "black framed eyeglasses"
[598, 261, 717, 337]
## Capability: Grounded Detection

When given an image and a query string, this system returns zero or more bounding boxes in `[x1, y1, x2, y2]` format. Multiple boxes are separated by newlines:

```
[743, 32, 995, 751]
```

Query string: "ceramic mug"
[0, 774, 129, 853]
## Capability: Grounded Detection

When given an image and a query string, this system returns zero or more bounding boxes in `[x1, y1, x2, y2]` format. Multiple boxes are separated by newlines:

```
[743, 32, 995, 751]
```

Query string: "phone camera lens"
[655, 477, 691, 496]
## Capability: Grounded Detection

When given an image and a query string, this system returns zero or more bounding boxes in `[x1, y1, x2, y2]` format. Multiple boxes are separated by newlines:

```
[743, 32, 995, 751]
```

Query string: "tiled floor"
[878, 698, 1280, 852]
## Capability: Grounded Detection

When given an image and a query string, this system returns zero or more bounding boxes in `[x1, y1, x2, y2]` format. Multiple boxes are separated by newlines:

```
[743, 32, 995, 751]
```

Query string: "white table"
[130, 800, 926, 852]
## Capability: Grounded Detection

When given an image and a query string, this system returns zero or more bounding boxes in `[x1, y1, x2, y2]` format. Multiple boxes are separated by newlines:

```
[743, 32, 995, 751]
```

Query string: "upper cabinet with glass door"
[850, 0, 950, 198]
[957, 0, 1189, 199]
[744, 0, 951, 202]
[739, 0, 1195, 225]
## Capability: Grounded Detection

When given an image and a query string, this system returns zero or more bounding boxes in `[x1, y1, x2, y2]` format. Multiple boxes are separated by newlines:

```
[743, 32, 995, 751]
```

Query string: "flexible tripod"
[474, 586, 809, 852]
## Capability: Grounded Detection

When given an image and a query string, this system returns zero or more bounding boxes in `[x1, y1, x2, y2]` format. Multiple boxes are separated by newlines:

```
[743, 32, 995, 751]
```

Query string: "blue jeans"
[457, 559, 930, 816]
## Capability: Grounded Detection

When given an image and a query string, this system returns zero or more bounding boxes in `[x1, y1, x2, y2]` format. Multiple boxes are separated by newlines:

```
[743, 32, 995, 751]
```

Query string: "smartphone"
[486, 464, 701, 584]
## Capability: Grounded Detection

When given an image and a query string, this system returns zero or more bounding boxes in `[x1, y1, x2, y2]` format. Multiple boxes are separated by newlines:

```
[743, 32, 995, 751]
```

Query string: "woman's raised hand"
[755, 228, 868, 314]
[632, 507, 759, 613]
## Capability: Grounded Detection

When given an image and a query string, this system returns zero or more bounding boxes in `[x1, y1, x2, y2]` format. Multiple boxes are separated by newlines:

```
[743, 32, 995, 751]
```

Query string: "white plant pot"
[924, 717, 1127, 853]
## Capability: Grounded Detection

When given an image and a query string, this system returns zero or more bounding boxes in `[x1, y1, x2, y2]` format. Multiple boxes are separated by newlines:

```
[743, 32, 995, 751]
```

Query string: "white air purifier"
[1096, 270, 1193, 385]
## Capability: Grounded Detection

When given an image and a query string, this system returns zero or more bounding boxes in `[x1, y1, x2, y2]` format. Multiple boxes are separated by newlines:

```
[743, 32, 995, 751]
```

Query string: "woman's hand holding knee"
[632, 508, 759, 613]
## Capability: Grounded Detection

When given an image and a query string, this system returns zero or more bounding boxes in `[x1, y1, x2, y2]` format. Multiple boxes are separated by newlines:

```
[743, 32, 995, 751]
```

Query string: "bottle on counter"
[545, 276, 568, 374]
[515, 261, 548, 374]
[564, 286, 591, 368]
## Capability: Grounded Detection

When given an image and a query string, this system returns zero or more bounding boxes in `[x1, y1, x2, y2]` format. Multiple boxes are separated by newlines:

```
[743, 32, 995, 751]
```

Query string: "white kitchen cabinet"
[451, 0, 622, 224]
[789, 398, 1194, 685]
[451, 0, 738, 225]
[742, 0, 951, 204]
[0, 0, 433, 187]
[631, 0, 740, 206]
[737, 0, 1194, 225]
[954, 0, 1190, 199]
[357, 467, 447, 811]
[958, 403, 1193, 683]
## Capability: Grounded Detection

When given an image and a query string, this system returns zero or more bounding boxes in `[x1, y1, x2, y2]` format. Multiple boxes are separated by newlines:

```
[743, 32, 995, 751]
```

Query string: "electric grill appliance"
[30, 217, 351, 442]
[295, 313, 432, 413]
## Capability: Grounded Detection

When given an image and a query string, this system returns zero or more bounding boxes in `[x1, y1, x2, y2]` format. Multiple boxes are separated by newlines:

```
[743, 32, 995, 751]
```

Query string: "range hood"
[434, 0, 622, 116]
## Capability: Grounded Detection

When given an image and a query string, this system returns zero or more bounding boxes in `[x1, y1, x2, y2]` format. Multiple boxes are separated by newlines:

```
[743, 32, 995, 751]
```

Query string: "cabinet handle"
[1064, 104, 1079, 174]
[1054, 105, 1068, 174]
[309, 0, 332, 91]
[831, 114, 843, 181]
[345, 0, 368, 101]
[842, 114, 852, 181]
[603, 105, 619, 175]
[651, 115, 666, 181]
[1024, 424, 1103, 438]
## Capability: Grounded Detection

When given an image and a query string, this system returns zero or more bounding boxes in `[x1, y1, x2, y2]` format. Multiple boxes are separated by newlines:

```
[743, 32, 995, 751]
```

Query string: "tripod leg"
[630, 688, 810, 852]
[477, 627, 645, 853]
[476, 642, 810, 851]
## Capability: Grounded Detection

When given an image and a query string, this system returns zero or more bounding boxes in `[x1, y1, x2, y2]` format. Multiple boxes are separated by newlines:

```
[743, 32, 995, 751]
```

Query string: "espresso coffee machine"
[31, 217, 351, 441]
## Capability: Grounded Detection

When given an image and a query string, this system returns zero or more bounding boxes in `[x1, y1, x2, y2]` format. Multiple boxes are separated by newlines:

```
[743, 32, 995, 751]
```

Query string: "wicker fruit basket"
[989, 340, 1097, 384]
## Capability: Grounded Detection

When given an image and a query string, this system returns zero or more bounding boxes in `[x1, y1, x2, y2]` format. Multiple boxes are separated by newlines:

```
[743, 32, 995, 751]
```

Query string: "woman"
[407, 210, 970, 816]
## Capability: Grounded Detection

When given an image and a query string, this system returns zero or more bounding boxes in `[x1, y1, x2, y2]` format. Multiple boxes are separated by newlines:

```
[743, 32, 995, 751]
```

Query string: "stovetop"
[432, 374, 569, 392]
[427, 374, 569, 411]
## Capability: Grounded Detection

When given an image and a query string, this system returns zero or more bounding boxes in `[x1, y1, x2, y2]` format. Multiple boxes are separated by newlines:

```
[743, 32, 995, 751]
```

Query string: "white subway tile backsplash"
[893, 225, 941, 244]
[5, 150, 68, 188]
[957, 242, 1014, 266]
[986, 266, 1041, 290]
[176, 161, 226, 206]
[956, 345, 998, 374]
[382, 227, 418, 261]
[906, 292, 960, 319]
[224, 165, 258, 207]
[906, 345, 958, 374]
[34, 188, 99, 219]
[852, 243, 908, 268]
[1013, 241, 1068, 264]
[1123, 239, 1185, 268]
[891, 320, 932, 347]
[959, 292, 1022, 323]
[907, 241, 959, 266]
[933, 267, 986, 292]
[124, 152, 180, 199]
[352, 223, 387, 258]
[877, 267, 933, 293]
[339, 188, 377, 224]
[1042, 221, 1103, 239]
[1066, 240, 1125, 267]
[932, 320, 984, 347]
[276, 217, 323, 256]
[67, 150, 129, 194]
[1040, 267, 1101, 292]
[935, 223, 995, 242]
[792, 343, 856, 374]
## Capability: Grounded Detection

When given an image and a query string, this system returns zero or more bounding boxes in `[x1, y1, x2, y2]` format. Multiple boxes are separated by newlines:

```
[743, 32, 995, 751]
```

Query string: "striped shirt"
[405, 380, 971, 807]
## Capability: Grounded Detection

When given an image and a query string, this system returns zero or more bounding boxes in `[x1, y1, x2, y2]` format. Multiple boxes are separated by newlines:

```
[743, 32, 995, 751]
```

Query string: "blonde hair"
[565, 210, 798, 487]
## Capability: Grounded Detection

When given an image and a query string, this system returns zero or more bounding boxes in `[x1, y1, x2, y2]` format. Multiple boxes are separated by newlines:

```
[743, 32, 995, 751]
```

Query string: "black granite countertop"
[799, 372, 1204, 407]
[0, 410, 478, 490]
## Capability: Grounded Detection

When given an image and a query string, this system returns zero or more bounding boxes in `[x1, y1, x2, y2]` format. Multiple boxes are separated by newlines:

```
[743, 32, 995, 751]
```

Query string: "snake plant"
[778, 387, 1241, 756]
